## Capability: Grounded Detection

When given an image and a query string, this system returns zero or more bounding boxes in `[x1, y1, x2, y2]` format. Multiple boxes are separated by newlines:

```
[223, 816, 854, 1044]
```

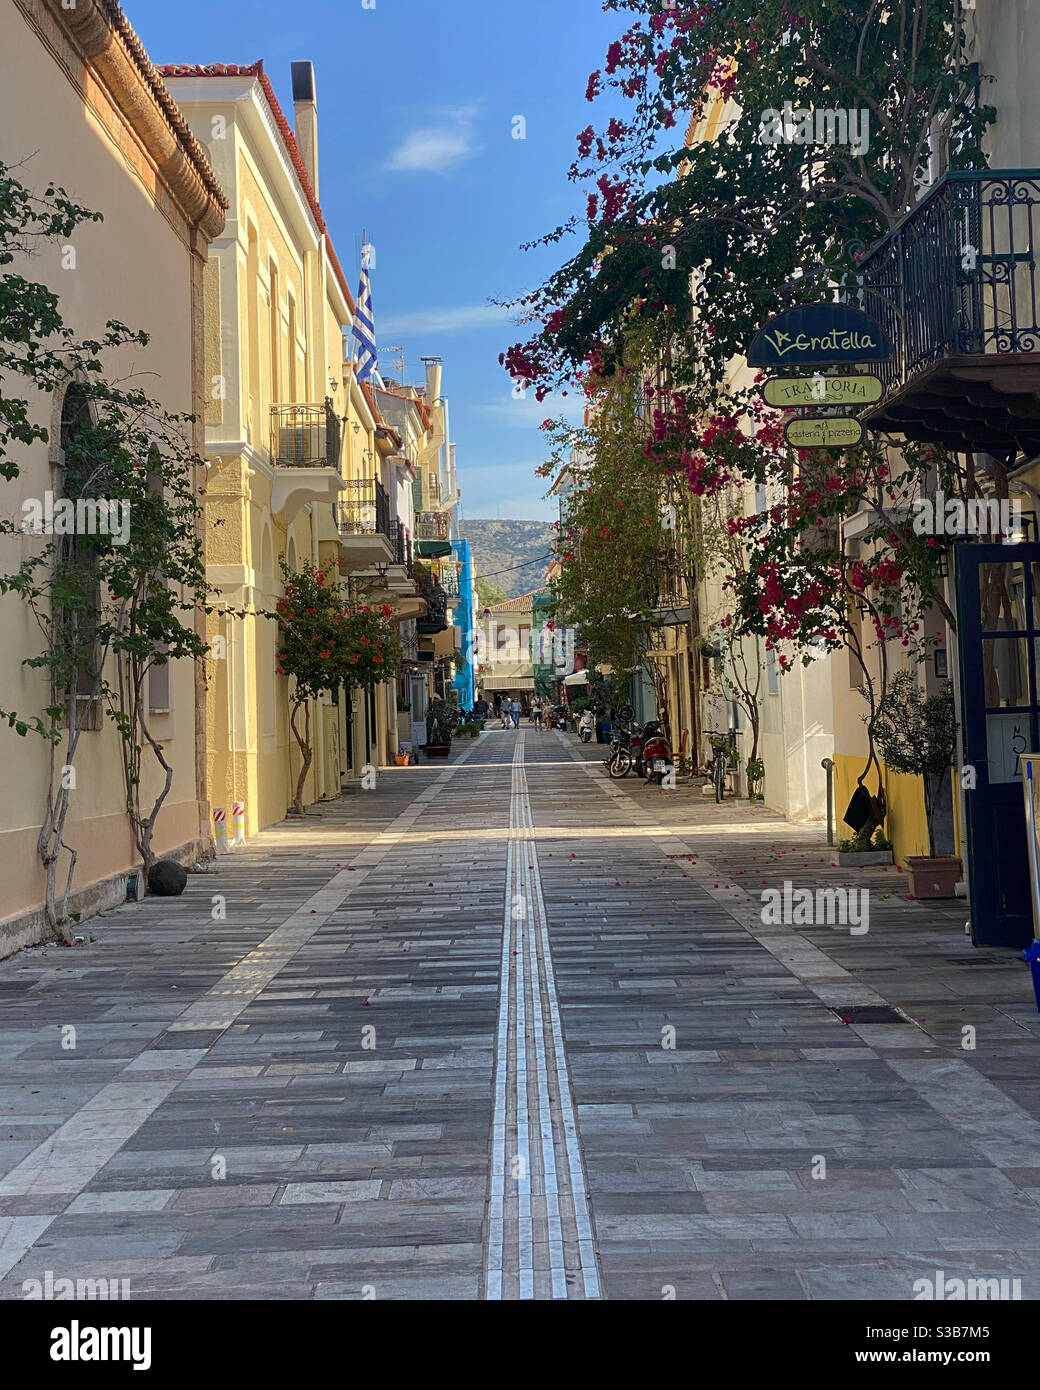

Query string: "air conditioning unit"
[278, 422, 327, 465]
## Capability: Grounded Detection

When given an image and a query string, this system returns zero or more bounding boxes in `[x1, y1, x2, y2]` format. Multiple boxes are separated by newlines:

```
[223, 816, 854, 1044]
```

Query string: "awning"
[563, 671, 590, 686]
[481, 675, 535, 692]
[415, 540, 452, 558]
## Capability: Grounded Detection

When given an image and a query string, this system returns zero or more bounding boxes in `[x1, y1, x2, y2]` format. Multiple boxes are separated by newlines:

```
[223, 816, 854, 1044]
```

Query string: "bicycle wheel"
[714, 760, 725, 803]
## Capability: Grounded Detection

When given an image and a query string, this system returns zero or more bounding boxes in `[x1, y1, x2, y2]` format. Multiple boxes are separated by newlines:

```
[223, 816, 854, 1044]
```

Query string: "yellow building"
[0, 0, 226, 954]
[480, 594, 536, 705]
[163, 59, 417, 833]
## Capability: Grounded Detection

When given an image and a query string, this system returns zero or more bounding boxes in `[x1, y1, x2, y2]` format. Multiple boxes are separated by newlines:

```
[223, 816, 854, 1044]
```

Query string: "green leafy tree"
[274, 558, 400, 813]
[475, 576, 508, 608]
[872, 673, 958, 858]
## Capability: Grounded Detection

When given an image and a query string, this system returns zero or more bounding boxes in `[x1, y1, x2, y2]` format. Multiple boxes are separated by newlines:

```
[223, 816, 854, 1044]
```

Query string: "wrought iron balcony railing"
[270, 399, 342, 469]
[338, 479, 392, 540]
[416, 570, 448, 631]
[856, 170, 1040, 390]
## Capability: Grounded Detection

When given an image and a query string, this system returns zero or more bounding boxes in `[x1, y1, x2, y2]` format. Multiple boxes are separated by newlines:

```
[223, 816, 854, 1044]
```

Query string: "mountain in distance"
[459, 519, 555, 600]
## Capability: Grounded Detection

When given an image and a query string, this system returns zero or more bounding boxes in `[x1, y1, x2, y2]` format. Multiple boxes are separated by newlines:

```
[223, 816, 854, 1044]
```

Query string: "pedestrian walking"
[531, 700, 542, 730]
[511, 698, 521, 729]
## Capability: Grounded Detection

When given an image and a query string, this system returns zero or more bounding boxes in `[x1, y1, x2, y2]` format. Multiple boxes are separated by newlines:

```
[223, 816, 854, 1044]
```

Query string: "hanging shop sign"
[748, 303, 893, 367]
[761, 373, 883, 408]
[784, 416, 864, 449]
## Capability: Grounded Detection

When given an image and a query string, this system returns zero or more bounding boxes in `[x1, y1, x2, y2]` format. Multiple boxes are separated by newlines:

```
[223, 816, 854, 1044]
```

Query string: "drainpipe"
[821, 757, 835, 845]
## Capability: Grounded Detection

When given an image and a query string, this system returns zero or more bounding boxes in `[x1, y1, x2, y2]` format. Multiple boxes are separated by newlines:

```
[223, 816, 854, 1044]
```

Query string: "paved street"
[1, 728, 1040, 1301]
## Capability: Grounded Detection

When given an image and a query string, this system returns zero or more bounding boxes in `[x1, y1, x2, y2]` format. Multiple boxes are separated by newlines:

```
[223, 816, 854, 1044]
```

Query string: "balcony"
[394, 521, 414, 577]
[270, 399, 342, 468]
[337, 478, 394, 571]
[268, 399, 345, 521]
[414, 509, 451, 559]
[856, 170, 1040, 455]
[415, 568, 448, 635]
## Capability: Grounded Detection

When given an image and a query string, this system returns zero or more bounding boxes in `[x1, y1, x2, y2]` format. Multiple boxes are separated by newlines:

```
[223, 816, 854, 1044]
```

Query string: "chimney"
[291, 62, 319, 199]
[423, 357, 442, 406]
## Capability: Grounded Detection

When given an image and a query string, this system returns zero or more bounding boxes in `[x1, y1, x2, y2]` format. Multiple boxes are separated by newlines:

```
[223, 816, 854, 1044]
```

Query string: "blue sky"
[132, 0, 621, 521]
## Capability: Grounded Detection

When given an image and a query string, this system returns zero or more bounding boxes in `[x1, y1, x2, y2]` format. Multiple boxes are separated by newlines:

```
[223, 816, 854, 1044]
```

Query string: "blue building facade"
[451, 538, 476, 709]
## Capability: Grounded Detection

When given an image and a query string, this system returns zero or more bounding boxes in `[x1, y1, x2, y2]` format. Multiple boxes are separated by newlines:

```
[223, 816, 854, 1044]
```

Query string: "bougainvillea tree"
[502, 1, 991, 393]
[274, 559, 400, 813]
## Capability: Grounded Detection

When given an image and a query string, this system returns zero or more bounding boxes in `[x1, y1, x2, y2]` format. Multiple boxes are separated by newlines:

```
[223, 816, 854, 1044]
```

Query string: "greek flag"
[352, 256, 378, 384]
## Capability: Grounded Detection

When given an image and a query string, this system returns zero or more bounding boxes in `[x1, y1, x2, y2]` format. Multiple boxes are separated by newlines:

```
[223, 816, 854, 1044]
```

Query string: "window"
[148, 651, 171, 715]
[246, 224, 260, 443]
[59, 384, 102, 730]
[287, 294, 298, 403]
[268, 259, 280, 403]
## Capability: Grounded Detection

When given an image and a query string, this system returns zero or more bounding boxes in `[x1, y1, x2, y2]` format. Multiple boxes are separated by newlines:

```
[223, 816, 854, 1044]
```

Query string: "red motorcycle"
[641, 723, 674, 785]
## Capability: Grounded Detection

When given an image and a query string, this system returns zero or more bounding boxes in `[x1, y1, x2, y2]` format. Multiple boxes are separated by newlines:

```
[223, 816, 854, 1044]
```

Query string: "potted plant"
[872, 672, 961, 897]
[394, 749, 410, 766]
[833, 827, 894, 868]
[423, 698, 453, 757]
[746, 756, 765, 802]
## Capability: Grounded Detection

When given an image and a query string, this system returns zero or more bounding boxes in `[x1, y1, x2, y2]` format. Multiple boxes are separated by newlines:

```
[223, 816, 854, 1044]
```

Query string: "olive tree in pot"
[872, 672, 961, 898]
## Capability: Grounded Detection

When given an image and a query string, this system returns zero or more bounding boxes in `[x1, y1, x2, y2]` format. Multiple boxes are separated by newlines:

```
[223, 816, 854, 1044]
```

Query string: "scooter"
[642, 723, 674, 785]
[578, 711, 594, 743]
[608, 721, 652, 778]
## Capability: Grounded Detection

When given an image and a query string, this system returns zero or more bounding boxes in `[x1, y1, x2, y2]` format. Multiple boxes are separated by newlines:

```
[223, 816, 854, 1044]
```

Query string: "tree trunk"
[290, 699, 312, 815]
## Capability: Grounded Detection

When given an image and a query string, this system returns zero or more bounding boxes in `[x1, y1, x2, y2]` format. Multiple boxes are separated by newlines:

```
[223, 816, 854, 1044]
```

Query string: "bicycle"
[705, 729, 739, 803]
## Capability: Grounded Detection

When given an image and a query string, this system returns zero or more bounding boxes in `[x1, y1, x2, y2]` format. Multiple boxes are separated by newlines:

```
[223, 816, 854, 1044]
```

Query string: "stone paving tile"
[0, 730, 1036, 1298]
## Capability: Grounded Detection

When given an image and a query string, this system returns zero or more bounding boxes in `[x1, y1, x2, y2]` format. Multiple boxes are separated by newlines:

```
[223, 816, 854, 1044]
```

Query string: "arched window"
[59, 382, 92, 458]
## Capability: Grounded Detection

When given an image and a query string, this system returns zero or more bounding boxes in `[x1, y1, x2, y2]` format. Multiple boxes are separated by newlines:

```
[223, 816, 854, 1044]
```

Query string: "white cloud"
[379, 304, 512, 337]
[386, 108, 479, 172]
[477, 393, 585, 429]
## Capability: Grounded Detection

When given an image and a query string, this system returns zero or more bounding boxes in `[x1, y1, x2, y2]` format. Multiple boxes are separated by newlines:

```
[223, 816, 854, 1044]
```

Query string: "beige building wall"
[0, 0, 225, 954]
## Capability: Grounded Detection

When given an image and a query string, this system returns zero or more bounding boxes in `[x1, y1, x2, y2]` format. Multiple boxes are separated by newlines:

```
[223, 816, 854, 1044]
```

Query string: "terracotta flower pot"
[394, 754, 409, 766]
[904, 855, 962, 899]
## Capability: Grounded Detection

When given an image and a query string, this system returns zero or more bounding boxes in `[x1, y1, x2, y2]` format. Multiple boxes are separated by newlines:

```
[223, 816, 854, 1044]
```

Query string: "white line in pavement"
[485, 732, 600, 1300]
[0, 745, 481, 1282]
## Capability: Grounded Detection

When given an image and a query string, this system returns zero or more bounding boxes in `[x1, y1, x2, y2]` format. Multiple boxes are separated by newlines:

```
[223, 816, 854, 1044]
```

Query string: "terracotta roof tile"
[491, 592, 535, 614]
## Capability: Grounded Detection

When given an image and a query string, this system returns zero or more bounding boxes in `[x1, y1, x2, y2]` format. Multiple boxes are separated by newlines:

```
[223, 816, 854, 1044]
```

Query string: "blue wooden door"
[955, 543, 1040, 946]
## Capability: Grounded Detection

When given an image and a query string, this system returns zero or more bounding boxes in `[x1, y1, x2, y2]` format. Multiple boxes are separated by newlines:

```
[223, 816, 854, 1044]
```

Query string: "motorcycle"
[578, 711, 594, 743]
[641, 723, 674, 785]
[608, 719, 666, 780]
[608, 720, 649, 778]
